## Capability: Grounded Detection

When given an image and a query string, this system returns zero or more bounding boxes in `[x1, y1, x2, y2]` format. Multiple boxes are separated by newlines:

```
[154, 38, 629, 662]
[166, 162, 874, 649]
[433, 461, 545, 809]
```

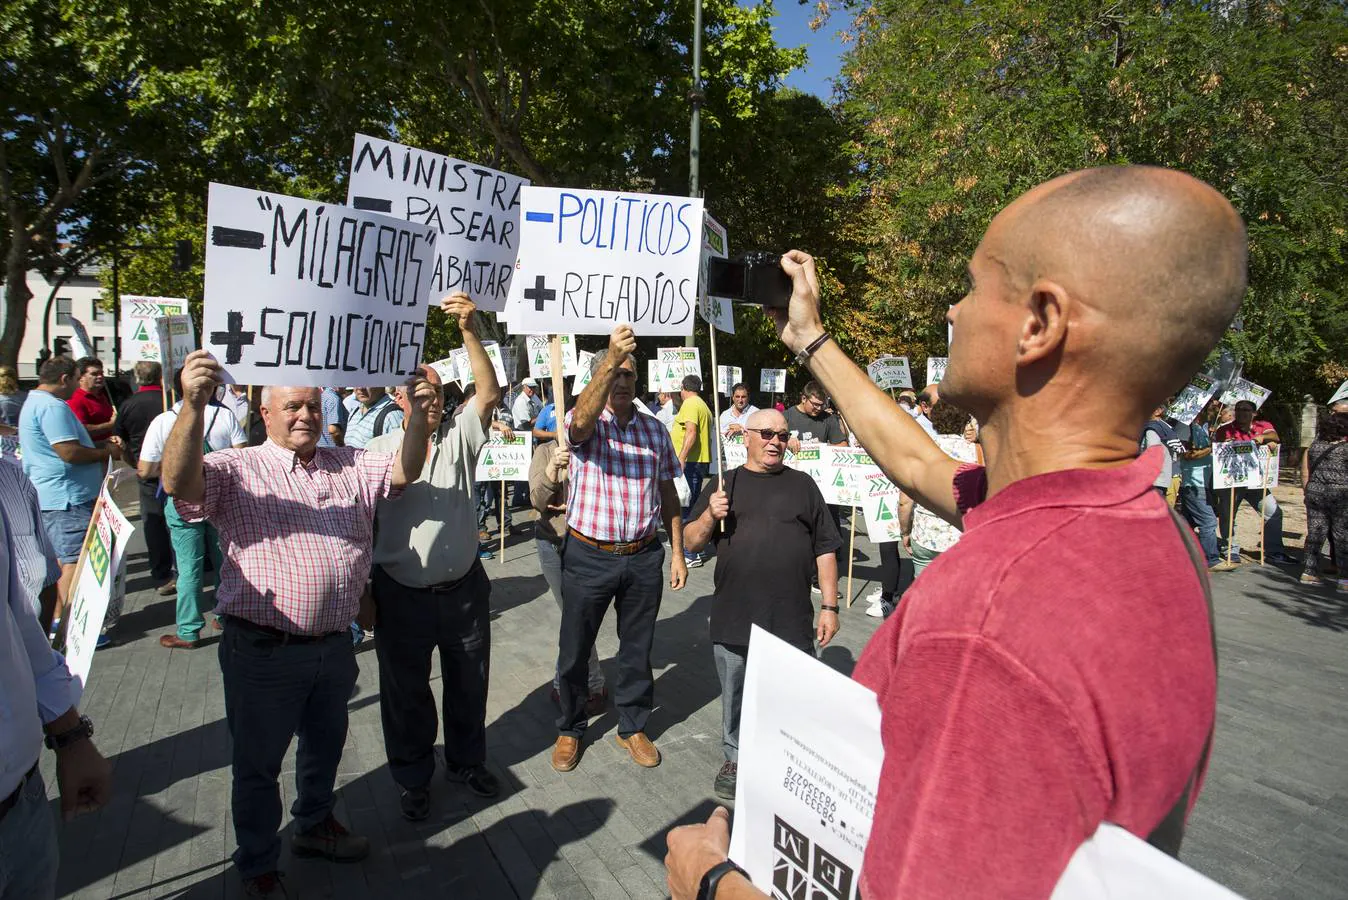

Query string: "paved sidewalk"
[42, 494, 1348, 899]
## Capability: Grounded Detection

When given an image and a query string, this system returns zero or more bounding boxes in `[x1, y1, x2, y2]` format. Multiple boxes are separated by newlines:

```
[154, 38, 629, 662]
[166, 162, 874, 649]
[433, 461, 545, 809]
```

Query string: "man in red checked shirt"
[667, 166, 1245, 900]
[1212, 398, 1293, 565]
[66, 357, 117, 439]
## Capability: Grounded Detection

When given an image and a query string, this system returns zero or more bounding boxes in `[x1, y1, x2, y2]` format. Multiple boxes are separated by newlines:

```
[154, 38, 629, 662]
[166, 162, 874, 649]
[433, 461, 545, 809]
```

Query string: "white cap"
[521, 378, 538, 387]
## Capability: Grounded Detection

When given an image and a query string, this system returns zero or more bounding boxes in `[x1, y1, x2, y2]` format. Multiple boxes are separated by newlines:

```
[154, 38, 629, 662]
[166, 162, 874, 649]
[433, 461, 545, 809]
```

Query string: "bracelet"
[795, 332, 831, 367]
[697, 859, 750, 900]
[820, 604, 839, 613]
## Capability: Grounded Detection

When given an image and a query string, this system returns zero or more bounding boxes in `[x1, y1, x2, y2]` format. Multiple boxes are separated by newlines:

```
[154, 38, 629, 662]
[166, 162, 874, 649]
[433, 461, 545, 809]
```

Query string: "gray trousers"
[537, 537, 605, 695]
[714, 643, 748, 763]
[0, 768, 58, 900]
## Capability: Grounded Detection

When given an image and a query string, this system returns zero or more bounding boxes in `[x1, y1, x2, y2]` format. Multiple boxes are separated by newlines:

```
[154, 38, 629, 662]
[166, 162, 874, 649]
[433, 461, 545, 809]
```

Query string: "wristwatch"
[45, 715, 94, 751]
[697, 859, 750, 900]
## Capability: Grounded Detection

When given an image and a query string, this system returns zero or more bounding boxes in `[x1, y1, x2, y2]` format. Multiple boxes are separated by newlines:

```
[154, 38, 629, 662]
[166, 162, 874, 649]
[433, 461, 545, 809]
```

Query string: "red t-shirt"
[68, 387, 114, 429]
[852, 447, 1215, 899]
[1213, 419, 1274, 443]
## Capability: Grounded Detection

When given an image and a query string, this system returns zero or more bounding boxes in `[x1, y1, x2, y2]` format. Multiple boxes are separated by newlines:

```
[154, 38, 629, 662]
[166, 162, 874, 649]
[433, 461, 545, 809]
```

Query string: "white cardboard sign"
[503, 186, 703, 336]
[526, 334, 579, 380]
[721, 435, 747, 471]
[347, 134, 527, 312]
[154, 315, 197, 376]
[817, 446, 879, 507]
[868, 356, 913, 390]
[473, 432, 532, 481]
[659, 347, 702, 386]
[1219, 377, 1271, 410]
[698, 213, 735, 334]
[760, 368, 787, 394]
[1166, 373, 1220, 425]
[65, 469, 135, 696]
[122, 295, 188, 362]
[1212, 441, 1263, 490]
[1329, 380, 1348, 406]
[926, 357, 948, 386]
[717, 365, 743, 396]
[572, 350, 597, 394]
[448, 341, 507, 387]
[860, 471, 904, 543]
[203, 183, 438, 387]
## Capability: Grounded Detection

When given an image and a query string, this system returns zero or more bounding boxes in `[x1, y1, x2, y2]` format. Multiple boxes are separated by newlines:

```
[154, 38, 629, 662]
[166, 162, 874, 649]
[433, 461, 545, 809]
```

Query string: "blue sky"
[761, 1, 848, 99]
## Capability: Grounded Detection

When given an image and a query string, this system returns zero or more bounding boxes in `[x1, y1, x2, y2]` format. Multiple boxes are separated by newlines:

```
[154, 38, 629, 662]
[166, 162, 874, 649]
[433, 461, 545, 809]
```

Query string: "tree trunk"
[0, 247, 33, 369]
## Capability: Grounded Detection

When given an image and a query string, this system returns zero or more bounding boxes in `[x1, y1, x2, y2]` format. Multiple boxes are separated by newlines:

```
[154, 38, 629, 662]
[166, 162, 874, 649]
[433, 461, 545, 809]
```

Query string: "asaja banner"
[861, 471, 904, 543]
[154, 315, 197, 376]
[868, 356, 913, 391]
[203, 182, 438, 387]
[448, 341, 507, 387]
[526, 334, 579, 380]
[1219, 377, 1271, 410]
[1212, 440, 1264, 490]
[926, 357, 948, 386]
[122, 295, 188, 362]
[817, 446, 879, 507]
[473, 432, 532, 481]
[658, 347, 702, 386]
[572, 350, 597, 394]
[503, 186, 703, 336]
[717, 365, 743, 396]
[698, 213, 734, 334]
[347, 134, 527, 312]
[760, 368, 787, 394]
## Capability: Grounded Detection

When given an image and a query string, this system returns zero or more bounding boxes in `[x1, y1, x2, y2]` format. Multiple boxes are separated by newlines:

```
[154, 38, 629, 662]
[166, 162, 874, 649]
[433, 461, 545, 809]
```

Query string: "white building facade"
[15, 268, 119, 380]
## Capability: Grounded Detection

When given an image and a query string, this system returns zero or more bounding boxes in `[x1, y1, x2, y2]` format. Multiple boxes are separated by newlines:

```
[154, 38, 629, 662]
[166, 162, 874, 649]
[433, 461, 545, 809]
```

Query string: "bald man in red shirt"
[667, 166, 1246, 899]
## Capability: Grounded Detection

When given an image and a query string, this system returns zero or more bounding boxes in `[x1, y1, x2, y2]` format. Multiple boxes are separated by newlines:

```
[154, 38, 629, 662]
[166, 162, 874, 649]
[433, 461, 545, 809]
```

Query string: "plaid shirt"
[566, 406, 681, 542]
[174, 439, 397, 635]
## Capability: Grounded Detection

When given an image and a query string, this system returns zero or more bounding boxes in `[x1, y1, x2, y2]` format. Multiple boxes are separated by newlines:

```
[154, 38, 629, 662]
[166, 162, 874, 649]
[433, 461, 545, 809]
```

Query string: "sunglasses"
[751, 428, 791, 443]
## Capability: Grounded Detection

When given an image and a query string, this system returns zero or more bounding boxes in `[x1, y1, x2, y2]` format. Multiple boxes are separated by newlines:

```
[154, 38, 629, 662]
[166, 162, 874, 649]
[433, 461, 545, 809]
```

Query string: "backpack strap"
[372, 402, 396, 438]
[1145, 508, 1218, 857]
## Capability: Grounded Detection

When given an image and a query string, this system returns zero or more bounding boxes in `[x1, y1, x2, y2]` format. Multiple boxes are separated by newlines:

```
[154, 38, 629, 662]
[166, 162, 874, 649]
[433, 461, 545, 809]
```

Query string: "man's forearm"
[58, 444, 115, 466]
[161, 404, 207, 501]
[684, 508, 715, 553]
[680, 425, 697, 463]
[816, 553, 839, 600]
[87, 421, 116, 439]
[660, 481, 684, 555]
[571, 354, 622, 442]
[396, 417, 431, 485]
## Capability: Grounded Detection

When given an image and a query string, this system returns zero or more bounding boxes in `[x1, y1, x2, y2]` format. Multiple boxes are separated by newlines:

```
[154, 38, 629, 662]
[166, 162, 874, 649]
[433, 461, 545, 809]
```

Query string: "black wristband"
[697, 859, 750, 900]
[45, 714, 94, 751]
[820, 604, 839, 613]
[795, 332, 831, 367]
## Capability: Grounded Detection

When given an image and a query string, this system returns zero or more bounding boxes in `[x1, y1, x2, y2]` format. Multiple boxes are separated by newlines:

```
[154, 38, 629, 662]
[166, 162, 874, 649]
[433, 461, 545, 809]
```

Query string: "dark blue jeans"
[682, 461, 708, 520]
[219, 620, 357, 878]
[1177, 485, 1222, 566]
[1214, 487, 1287, 560]
[558, 536, 664, 738]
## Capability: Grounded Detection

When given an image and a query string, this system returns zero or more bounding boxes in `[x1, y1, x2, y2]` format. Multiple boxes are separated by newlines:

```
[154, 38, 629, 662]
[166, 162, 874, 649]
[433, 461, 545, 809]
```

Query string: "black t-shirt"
[692, 467, 841, 648]
[114, 388, 167, 468]
[783, 405, 845, 444]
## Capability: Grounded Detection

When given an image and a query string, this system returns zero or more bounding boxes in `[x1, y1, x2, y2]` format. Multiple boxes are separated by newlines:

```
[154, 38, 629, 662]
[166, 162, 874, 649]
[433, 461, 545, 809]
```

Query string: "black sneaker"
[445, 762, 500, 798]
[400, 786, 430, 821]
[242, 870, 290, 898]
[714, 761, 738, 801]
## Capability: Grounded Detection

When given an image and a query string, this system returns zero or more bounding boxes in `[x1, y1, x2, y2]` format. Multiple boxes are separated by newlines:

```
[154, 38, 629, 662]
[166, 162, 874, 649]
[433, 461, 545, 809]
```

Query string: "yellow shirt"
[673, 394, 713, 464]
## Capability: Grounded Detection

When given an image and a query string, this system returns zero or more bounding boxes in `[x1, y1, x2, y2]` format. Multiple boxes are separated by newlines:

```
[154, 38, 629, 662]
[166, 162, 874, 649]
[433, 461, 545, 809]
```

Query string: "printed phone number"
[784, 766, 837, 824]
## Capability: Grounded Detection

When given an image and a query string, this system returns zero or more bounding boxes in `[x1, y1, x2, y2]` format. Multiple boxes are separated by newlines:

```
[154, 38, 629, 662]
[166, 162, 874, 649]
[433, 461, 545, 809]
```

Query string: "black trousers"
[138, 478, 174, 581]
[372, 562, 491, 790]
[557, 536, 664, 738]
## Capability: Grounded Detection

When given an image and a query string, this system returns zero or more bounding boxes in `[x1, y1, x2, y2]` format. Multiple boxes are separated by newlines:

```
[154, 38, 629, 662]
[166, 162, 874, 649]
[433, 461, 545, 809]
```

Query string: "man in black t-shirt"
[685, 408, 841, 801]
[782, 381, 846, 448]
[114, 361, 175, 591]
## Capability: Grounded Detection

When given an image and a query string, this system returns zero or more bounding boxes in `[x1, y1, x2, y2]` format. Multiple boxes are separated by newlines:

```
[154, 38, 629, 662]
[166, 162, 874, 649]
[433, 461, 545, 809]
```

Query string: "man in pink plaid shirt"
[162, 349, 438, 899]
[551, 325, 687, 775]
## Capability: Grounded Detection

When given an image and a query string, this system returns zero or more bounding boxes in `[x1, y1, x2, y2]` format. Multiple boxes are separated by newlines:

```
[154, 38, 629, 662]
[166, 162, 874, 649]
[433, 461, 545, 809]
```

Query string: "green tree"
[835, 0, 1348, 402]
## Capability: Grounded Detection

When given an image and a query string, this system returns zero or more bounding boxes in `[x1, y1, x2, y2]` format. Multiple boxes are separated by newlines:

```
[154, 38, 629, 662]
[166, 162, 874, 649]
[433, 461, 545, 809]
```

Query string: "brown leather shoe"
[159, 634, 200, 650]
[551, 736, 581, 772]
[156, 579, 177, 596]
[616, 732, 661, 768]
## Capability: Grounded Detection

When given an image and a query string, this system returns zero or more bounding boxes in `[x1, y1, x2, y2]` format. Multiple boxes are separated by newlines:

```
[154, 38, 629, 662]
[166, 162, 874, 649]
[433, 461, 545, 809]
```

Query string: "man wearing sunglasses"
[684, 408, 840, 801]
[552, 325, 687, 774]
[668, 166, 1240, 899]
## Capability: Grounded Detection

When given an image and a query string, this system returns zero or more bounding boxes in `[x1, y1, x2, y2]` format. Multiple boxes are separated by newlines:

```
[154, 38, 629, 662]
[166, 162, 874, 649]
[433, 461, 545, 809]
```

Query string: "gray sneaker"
[714, 761, 737, 801]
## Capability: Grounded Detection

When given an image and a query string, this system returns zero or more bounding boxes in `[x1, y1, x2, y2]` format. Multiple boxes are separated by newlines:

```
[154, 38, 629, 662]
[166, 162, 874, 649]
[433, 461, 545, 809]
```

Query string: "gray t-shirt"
[1142, 428, 1173, 489]
[368, 410, 488, 587]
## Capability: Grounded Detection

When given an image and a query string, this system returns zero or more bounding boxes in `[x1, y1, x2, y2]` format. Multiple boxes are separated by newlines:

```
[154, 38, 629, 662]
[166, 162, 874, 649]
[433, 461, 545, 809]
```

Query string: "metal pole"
[685, 0, 703, 351]
[111, 245, 122, 375]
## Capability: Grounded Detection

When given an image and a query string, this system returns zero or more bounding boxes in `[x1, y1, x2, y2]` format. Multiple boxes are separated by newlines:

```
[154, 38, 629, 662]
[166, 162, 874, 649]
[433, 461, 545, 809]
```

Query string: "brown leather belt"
[223, 616, 345, 644]
[567, 528, 656, 556]
[0, 761, 39, 825]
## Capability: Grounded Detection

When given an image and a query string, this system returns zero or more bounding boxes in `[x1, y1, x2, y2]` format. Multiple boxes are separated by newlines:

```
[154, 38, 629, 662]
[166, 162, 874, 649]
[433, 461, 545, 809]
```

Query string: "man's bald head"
[942, 165, 1246, 422]
[746, 408, 786, 431]
[744, 408, 789, 471]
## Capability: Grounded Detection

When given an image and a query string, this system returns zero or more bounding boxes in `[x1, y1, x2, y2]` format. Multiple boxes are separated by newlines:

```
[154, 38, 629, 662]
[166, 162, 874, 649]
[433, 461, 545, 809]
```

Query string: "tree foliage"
[835, 0, 1348, 401]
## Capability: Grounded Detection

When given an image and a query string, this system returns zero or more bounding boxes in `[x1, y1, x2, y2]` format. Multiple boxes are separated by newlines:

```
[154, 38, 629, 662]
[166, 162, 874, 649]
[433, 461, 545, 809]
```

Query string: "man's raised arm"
[161, 351, 218, 504]
[441, 292, 499, 430]
[770, 251, 963, 525]
[570, 325, 636, 445]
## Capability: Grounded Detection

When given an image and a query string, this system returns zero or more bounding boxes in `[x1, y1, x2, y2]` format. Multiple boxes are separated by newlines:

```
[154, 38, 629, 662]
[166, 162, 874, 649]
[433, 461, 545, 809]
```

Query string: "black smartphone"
[706, 252, 793, 308]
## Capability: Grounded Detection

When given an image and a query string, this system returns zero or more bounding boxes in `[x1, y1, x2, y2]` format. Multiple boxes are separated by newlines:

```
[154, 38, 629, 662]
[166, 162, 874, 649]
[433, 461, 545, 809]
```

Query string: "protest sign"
[729, 627, 881, 900]
[926, 357, 948, 386]
[500, 344, 518, 383]
[1258, 445, 1280, 489]
[721, 435, 747, 471]
[68, 316, 95, 360]
[760, 368, 786, 394]
[573, 350, 596, 394]
[867, 355, 913, 391]
[1212, 441, 1262, 490]
[717, 365, 743, 396]
[1166, 373, 1220, 425]
[698, 213, 734, 334]
[1330, 380, 1348, 406]
[473, 432, 532, 481]
[817, 446, 876, 506]
[447, 341, 508, 387]
[1051, 824, 1245, 900]
[659, 347, 702, 383]
[649, 357, 682, 392]
[64, 469, 136, 696]
[203, 182, 438, 387]
[502, 186, 704, 336]
[860, 471, 904, 543]
[526, 334, 578, 380]
[1219, 376, 1271, 410]
[784, 442, 824, 486]
[347, 134, 527, 312]
[122, 295, 189, 362]
[154, 315, 197, 377]
[427, 357, 457, 384]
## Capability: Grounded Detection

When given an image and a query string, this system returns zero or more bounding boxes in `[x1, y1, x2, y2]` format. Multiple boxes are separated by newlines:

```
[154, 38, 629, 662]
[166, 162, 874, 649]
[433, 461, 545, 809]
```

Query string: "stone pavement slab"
[40, 491, 1348, 899]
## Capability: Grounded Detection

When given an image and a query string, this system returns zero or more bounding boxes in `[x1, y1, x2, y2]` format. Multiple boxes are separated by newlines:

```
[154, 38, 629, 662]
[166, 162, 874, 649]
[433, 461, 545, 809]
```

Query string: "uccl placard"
[122, 296, 188, 362]
[504, 186, 703, 337]
[203, 183, 438, 387]
[347, 135, 527, 312]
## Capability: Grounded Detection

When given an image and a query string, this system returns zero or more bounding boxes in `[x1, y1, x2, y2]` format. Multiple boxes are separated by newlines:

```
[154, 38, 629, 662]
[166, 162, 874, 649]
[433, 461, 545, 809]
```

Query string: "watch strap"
[45, 715, 94, 751]
[795, 332, 831, 367]
[697, 859, 749, 900]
